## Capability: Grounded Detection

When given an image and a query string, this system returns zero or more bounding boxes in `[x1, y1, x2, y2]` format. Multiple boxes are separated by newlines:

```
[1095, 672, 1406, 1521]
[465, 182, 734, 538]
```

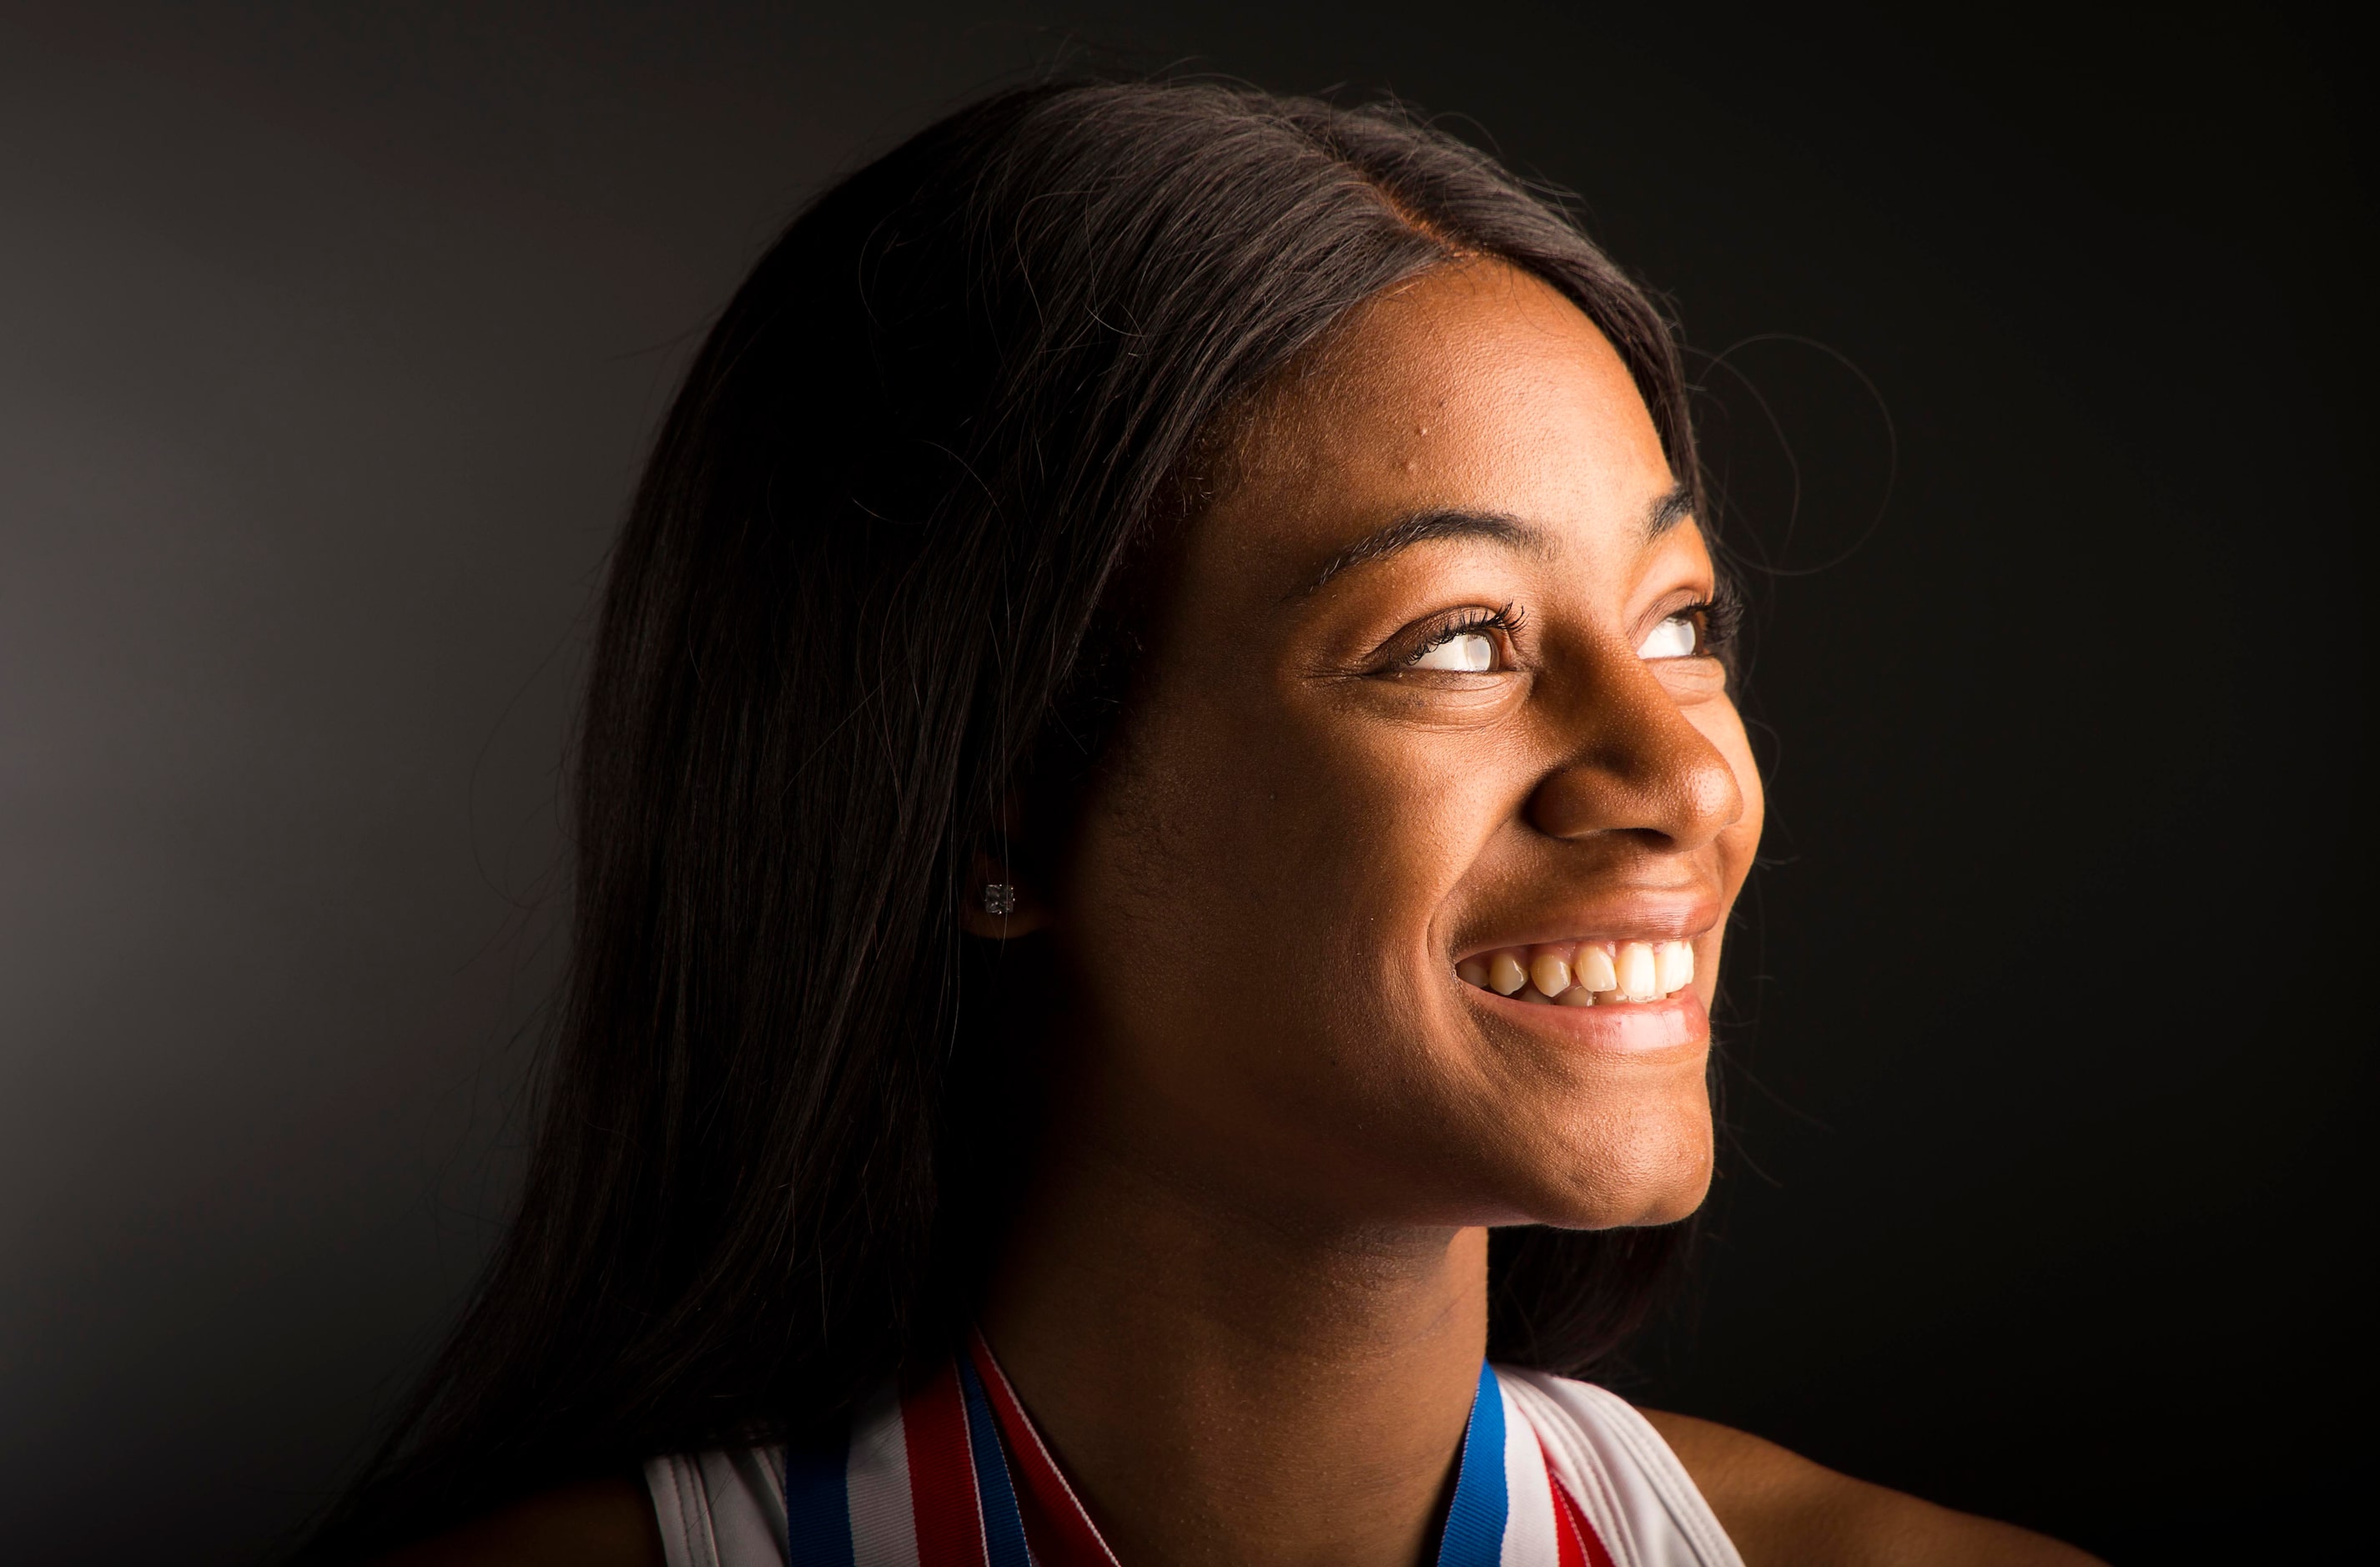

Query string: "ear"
[958, 841, 1054, 939]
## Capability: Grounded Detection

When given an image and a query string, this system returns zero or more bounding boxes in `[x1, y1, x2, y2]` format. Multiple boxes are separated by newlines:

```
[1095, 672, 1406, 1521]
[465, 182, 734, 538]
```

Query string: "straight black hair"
[301, 77, 1708, 1559]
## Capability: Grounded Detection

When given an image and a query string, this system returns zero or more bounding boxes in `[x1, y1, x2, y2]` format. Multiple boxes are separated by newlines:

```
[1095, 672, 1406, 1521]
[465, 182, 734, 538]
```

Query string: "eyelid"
[1643, 584, 1714, 622]
[1638, 584, 1724, 642]
[1384, 603, 1525, 670]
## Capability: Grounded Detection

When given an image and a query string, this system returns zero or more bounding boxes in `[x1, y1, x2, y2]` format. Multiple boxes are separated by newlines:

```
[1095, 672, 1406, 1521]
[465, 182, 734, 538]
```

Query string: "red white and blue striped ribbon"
[786, 1331, 1613, 1566]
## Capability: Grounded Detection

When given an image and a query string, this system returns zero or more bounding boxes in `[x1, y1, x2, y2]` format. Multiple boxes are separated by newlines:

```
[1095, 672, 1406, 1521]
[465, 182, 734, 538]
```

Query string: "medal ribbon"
[787, 1335, 1608, 1565]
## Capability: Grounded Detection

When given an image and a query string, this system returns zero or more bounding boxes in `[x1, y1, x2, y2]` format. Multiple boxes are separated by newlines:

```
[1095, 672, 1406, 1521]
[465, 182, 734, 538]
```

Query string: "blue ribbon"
[1436, 1361, 1510, 1567]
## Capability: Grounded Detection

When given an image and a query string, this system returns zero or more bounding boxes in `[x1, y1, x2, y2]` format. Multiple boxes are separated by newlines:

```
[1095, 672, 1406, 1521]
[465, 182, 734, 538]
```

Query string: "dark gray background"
[3, 4, 2367, 1562]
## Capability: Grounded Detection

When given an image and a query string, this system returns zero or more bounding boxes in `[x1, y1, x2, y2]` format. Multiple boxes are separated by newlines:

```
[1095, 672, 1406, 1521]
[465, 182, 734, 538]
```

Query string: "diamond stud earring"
[981, 883, 1017, 916]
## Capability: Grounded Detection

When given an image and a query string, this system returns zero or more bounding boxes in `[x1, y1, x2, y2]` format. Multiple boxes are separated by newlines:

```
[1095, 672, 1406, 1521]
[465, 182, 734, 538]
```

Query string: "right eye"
[1411, 631, 1496, 672]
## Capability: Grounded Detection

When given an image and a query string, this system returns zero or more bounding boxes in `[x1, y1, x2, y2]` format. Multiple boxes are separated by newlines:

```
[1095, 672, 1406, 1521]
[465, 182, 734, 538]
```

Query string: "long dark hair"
[304, 78, 1704, 1558]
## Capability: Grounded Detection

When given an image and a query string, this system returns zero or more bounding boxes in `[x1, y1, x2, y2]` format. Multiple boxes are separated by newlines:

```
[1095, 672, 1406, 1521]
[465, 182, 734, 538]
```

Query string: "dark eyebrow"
[1291, 508, 1548, 600]
[1647, 482, 1696, 537]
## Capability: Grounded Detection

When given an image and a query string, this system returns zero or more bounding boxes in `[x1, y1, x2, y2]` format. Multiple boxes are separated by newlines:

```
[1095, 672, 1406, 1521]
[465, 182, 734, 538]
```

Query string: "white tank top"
[643, 1367, 1744, 1567]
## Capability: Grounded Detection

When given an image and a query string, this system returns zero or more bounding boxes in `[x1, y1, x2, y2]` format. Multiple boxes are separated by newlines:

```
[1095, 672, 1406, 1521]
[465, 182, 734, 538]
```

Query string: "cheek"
[1062, 689, 1384, 1034]
[1059, 693, 1497, 1158]
[1094, 686, 1487, 958]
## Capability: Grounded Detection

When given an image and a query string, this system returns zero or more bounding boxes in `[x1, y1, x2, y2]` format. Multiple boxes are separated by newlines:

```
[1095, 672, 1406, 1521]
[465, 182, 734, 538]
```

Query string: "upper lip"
[1452, 889, 1722, 958]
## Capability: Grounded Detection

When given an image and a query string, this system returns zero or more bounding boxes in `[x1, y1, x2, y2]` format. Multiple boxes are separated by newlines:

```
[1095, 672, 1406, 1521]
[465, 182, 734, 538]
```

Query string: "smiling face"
[1044, 259, 1764, 1236]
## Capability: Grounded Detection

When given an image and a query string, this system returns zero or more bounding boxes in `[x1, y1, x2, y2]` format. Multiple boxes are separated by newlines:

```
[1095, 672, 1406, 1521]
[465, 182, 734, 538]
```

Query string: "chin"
[1533, 1171, 1710, 1231]
[1509, 1099, 1715, 1230]
[1622, 1161, 1714, 1227]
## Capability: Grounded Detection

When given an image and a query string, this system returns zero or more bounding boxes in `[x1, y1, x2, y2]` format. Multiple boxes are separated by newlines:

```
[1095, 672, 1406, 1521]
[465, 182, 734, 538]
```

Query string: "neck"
[980, 1139, 1490, 1567]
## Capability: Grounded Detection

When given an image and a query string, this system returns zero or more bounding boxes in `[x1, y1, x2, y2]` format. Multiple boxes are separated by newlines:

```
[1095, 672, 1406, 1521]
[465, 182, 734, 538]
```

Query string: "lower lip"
[1466, 985, 1709, 1055]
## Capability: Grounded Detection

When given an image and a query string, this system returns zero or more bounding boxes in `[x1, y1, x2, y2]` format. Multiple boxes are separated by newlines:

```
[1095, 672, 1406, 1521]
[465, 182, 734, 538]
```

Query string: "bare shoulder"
[1638, 1408, 2105, 1567]
[370, 1477, 664, 1567]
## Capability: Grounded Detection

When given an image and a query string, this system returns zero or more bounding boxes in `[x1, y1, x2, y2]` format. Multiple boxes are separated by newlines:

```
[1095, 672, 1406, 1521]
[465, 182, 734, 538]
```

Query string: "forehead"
[1204, 259, 1676, 582]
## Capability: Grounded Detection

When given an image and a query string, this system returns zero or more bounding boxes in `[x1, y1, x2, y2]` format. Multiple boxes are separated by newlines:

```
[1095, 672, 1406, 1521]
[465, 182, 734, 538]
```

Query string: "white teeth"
[1616, 942, 1657, 1000]
[1577, 944, 1618, 994]
[1459, 939, 1694, 1003]
[1655, 940, 1693, 995]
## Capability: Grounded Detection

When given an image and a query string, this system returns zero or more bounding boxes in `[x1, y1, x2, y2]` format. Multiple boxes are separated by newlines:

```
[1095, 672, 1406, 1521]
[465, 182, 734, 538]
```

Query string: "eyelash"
[1683, 583, 1743, 654]
[1394, 585, 1738, 668]
[1406, 602, 1527, 665]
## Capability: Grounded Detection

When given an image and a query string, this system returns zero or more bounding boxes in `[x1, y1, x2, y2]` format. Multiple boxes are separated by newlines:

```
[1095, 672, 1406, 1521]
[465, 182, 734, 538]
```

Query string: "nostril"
[1521, 663, 1749, 849]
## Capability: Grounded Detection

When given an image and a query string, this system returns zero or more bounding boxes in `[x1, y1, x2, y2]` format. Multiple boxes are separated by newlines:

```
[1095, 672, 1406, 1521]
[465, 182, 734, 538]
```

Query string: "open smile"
[1456, 938, 1697, 1006]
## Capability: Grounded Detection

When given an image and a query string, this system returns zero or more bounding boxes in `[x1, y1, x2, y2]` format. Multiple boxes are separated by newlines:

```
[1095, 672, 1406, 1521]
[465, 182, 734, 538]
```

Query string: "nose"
[1524, 649, 1744, 854]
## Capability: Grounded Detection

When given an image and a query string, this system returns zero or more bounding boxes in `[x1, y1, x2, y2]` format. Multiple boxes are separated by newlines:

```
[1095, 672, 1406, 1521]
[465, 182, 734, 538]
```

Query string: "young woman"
[313, 81, 2099, 1567]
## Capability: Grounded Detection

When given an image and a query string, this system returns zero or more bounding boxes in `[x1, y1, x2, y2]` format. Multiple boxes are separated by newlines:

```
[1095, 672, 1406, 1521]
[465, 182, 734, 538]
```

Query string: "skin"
[972, 259, 1756, 1566]
[395, 261, 2099, 1564]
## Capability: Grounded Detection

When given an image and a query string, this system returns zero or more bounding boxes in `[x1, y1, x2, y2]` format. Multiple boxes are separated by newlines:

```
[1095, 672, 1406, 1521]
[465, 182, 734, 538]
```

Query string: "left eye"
[1637, 612, 1700, 659]
[1411, 631, 1496, 671]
